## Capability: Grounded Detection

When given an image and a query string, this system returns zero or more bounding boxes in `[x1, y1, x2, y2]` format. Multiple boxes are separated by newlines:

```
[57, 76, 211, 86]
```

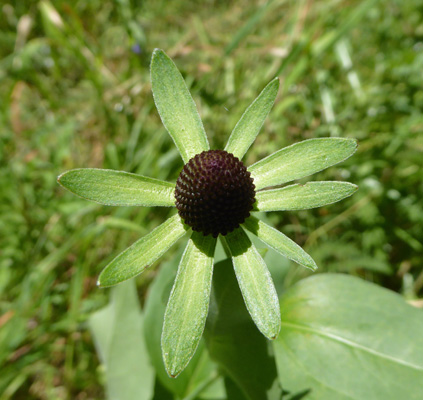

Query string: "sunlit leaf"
[274, 274, 423, 400]
[205, 259, 281, 400]
[89, 280, 154, 400]
[143, 249, 224, 398]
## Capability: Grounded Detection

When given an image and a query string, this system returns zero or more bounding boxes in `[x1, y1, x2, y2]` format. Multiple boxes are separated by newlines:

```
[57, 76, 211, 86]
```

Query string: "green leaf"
[143, 247, 224, 398]
[58, 168, 175, 207]
[98, 214, 187, 287]
[205, 259, 282, 400]
[274, 274, 423, 400]
[223, 227, 280, 339]
[243, 216, 317, 271]
[256, 181, 358, 211]
[89, 280, 154, 400]
[225, 78, 279, 160]
[151, 49, 209, 163]
[162, 233, 216, 378]
[248, 138, 357, 190]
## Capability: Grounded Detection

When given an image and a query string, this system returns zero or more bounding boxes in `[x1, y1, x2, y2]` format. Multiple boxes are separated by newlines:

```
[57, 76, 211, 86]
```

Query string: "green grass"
[1, 0, 422, 398]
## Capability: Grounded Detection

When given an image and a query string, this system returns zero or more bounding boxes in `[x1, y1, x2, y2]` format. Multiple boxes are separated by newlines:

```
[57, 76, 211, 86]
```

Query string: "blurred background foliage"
[0, 0, 422, 398]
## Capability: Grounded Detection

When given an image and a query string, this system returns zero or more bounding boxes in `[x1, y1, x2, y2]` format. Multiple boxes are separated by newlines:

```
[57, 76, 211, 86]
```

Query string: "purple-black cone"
[175, 150, 256, 237]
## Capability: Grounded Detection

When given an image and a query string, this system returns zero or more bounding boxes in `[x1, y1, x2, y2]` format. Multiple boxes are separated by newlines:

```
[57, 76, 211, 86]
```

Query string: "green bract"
[58, 49, 358, 378]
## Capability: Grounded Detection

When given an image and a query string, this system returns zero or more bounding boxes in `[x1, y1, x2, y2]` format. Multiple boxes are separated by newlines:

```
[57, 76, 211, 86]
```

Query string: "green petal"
[58, 168, 175, 207]
[162, 233, 216, 378]
[151, 49, 209, 163]
[243, 216, 317, 271]
[248, 138, 357, 190]
[98, 214, 187, 287]
[225, 78, 279, 160]
[223, 227, 280, 339]
[256, 181, 358, 211]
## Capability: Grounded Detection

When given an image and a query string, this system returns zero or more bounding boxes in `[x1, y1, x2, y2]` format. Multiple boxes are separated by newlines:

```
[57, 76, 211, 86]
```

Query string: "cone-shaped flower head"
[175, 150, 256, 237]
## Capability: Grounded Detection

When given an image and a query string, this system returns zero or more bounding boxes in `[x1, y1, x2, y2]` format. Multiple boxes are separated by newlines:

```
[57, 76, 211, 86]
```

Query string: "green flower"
[58, 49, 357, 377]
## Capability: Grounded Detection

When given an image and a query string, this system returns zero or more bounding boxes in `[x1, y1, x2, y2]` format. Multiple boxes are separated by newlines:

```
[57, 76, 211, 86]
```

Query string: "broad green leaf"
[98, 214, 187, 287]
[143, 248, 224, 398]
[205, 259, 282, 400]
[162, 233, 216, 378]
[224, 227, 280, 339]
[151, 49, 209, 163]
[255, 181, 358, 211]
[58, 168, 175, 207]
[89, 280, 154, 400]
[274, 274, 423, 400]
[248, 138, 357, 190]
[243, 216, 317, 271]
[225, 78, 279, 160]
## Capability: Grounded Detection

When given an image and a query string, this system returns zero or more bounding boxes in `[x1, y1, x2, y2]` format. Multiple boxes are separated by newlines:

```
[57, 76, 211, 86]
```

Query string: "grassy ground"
[1, 0, 422, 398]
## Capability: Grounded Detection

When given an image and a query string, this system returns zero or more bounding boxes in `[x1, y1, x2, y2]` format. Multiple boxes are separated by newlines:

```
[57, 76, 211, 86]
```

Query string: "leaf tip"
[56, 170, 68, 186]
[347, 137, 359, 152]
[97, 270, 114, 288]
[264, 323, 281, 340]
[152, 47, 163, 57]
[305, 258, 318, 272]
[96, 276, 108, 288]
[163, 358, 183, 379]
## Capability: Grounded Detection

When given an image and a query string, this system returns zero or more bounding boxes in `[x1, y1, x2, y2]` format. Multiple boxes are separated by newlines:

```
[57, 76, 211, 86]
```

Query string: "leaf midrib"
[281, 321, 423, 371]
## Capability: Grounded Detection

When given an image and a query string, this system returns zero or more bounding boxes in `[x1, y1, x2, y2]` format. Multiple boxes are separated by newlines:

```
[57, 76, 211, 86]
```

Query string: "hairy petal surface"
[256, 181, 358, 211]
[225, 78, 279, 160]
[243, 216, 317, 271]
[58, 169, 176, 207]
[162, 233, 216, 378]
[224, 227, 281, 339]
[248, 138, 357, 190]
[151, 49, 209, 163]
[98, 214, 188, 287]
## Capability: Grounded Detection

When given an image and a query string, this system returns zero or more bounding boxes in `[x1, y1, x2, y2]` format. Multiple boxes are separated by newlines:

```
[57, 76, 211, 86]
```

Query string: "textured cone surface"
[175, 150, 256, 237]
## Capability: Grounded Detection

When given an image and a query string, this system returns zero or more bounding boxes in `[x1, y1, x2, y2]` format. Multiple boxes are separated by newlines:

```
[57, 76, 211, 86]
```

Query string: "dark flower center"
[175, 150, 256, 237]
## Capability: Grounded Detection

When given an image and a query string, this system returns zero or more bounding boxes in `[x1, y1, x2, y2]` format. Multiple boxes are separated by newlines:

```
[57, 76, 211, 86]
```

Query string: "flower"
[58, 49, 357, 377]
